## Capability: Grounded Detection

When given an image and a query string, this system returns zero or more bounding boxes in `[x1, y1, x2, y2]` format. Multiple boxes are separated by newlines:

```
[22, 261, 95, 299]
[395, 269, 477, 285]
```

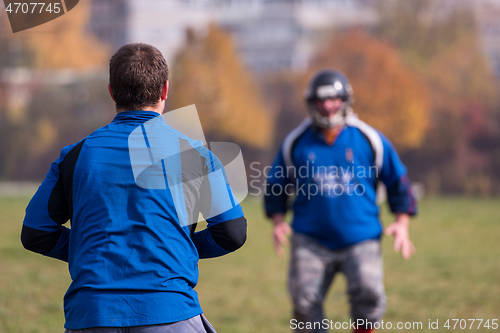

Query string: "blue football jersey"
[264, 116, 416, 250]
[23, 111, 245, 329]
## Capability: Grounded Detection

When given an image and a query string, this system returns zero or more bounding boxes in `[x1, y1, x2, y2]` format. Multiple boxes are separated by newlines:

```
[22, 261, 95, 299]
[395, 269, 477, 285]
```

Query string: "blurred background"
[1, 0, 500, 195]
[0, 1, 499, 332]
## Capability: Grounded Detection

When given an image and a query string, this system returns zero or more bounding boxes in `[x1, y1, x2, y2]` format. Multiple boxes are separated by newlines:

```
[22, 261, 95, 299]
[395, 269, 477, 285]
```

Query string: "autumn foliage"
[307, 29, 430, 150]
[169, 25, 273, 149]
[1, 0, 499, 195]
[12, 0, 109, 70]
[374, 0, 500, 195]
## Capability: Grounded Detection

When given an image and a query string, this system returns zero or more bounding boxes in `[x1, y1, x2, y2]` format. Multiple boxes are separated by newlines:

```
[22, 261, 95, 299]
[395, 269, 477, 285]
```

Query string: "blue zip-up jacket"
[21, 111, 246, 329]
[264, 116, 416, 250]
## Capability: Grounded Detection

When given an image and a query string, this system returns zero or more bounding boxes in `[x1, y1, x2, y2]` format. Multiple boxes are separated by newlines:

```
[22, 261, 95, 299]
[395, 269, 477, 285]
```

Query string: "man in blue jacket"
[21, 43, 246, 333]
[264, 70, 416, 333]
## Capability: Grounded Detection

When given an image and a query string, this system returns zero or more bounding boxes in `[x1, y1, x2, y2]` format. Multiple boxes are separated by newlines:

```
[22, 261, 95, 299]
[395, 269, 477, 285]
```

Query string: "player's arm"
[264, 149, 292, 256]
[378, 134, 417, 260]
[191, 151, 247, 259]
[192, 212, 247, 259]
[20, 145, 76, 262]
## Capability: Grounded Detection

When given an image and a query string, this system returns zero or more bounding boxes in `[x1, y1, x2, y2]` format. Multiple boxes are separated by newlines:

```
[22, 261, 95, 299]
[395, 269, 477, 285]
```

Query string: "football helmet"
[304, 70, 354, 128]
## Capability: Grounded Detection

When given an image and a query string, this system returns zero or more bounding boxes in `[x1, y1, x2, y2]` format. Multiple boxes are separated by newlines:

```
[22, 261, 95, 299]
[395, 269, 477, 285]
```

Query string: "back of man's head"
[109, 43, 169, 112]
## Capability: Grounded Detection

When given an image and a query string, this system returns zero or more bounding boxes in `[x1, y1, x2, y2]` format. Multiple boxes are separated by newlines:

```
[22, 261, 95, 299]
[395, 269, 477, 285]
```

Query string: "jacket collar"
[112, 110, 162, 123]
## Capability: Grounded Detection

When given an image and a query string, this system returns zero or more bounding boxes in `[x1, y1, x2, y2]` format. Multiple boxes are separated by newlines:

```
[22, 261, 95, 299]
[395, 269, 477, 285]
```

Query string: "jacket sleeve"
[191, 150, 247, 259]
[377, 133, 417, 216]
[21, 146, 73, 262]
[263, 147, 292, 218]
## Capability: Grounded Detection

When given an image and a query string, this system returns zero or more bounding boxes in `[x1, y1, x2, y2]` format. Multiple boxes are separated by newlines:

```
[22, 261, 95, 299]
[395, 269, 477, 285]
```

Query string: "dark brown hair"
[109, 43, 169, 111]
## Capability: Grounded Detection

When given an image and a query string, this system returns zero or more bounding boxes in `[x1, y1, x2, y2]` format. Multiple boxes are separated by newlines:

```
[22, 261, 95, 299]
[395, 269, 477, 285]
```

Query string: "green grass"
[1, 196, 499, 332]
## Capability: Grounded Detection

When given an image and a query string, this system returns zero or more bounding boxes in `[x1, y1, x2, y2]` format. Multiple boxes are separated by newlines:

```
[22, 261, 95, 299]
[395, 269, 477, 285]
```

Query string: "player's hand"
[271, 214, 291, 256]
[384, 213, 415, 260]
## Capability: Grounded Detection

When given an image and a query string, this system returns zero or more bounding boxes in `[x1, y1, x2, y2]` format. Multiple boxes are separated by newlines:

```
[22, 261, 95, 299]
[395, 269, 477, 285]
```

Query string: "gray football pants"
[64, 314, 217, 333]
[289, 233, 386, 333]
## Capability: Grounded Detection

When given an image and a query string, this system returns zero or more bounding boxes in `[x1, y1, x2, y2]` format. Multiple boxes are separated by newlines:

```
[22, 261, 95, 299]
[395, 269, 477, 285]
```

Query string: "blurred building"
[89, 0, 129, 50]
[88, 0, 376, 72]
[88, 0, 500, 77]
[219, 0, 377, 71]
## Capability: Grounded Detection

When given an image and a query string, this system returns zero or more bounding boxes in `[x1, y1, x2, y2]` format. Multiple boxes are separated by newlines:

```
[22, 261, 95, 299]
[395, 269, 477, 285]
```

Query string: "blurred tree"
[307, 29, 430, 150]
[0, 0, 112, 180]
[0, 18, 33, 68]
[13, 0, 110, 70]
[414, 33, 499, 194]
[374, 0, 500, 195]
[0, 75, 113, 180]
[374, 0, 475, 67]
[169, 24, 273, 149]
[261, 72, 307, 154]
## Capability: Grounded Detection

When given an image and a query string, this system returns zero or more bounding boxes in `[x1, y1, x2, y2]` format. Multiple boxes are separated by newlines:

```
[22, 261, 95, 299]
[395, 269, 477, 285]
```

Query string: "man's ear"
[108, 83, 115, 102]
[161, 81, 169, 101]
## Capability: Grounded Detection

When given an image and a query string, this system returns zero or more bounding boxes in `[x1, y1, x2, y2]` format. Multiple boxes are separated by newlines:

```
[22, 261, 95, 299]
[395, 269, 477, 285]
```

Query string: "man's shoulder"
[57, 138, 87, 164]
[345, 115, 380, 135]
[282, 118, 314, 148]
[278, 118, 314, 168]
[284, 117, 313, 139]
[345, 115, 394, 144]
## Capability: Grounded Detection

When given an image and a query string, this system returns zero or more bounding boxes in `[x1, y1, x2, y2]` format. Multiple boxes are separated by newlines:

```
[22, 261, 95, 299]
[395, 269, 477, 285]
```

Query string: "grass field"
[0, 196, 499, 333]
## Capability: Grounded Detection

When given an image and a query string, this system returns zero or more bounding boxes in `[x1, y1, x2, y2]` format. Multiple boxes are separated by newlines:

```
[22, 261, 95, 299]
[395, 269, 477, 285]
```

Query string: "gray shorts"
[289, 233, 386, 333]
[64, 314, 217, 333]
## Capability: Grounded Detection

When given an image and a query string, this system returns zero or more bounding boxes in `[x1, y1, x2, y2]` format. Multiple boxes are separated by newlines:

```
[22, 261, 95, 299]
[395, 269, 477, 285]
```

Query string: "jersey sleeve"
[263, 147, 292, 218]
[191, 149, 247, 259]
[378, 133, 417, 216]
[21, 145, 75, 262]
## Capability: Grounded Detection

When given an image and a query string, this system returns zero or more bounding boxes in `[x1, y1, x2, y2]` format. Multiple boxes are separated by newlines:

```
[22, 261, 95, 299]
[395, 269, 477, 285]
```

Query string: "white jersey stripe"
[281, 115, 384, 180]
[345, 114, 384, 171]
[282, 117, 313, 171]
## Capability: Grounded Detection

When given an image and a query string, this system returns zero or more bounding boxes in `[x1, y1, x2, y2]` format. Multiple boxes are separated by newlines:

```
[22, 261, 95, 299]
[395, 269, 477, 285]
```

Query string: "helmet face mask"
[308, 102, 349, 128]
[304, 70, 354, 129]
